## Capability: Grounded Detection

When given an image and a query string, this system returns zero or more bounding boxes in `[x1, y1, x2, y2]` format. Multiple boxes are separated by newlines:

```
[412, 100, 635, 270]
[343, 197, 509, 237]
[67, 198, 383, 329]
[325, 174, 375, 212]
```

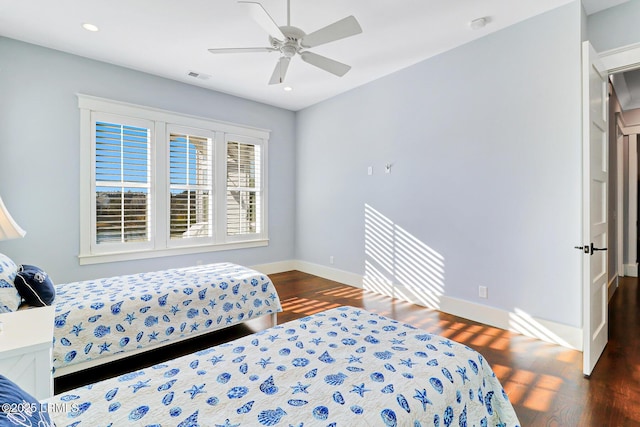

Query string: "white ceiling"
[582, 0, 629, 14]
[0, 0, 625, 111]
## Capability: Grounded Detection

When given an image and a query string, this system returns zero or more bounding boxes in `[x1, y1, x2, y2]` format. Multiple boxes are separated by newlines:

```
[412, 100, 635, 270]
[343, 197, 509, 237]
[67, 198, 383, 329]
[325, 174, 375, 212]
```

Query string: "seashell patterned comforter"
[51, 263, 281, 374]
[45, 306, 520, 426]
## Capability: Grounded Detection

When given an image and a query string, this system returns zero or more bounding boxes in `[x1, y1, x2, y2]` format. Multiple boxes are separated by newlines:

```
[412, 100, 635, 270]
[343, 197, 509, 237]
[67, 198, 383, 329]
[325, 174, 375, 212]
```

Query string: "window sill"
[78, 239, 269, 265]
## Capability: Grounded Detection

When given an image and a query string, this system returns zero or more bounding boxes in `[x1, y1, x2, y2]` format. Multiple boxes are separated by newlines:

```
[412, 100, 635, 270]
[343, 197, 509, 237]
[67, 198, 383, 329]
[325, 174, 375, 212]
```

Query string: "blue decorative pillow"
[13, 265, 55, 307]
[0, 374, 53, 426]
[0, 253, 21, 313]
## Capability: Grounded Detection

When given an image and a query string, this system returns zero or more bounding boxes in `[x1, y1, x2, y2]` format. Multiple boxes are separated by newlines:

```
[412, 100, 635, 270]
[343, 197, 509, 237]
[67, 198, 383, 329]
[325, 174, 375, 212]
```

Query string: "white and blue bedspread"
[52, 263, 281, 373]
[45, 306, 520, 426]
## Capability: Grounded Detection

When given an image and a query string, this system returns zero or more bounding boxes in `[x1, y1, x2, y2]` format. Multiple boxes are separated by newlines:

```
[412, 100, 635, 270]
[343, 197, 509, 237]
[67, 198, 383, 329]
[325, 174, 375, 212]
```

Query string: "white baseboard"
[294, 260, 364, 288]
[624, 263, 638, 277]
[265, 260, 582, 351]
[250, 260, 298, 275]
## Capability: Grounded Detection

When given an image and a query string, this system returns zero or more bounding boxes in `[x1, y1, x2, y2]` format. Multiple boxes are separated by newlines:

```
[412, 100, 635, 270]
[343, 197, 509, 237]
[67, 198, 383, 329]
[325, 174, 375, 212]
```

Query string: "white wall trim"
[620, 124, 640, 134]
[624, 263, 638, 277]
[629, 134, 638, 271]
[250, 260, 298, 275]
[617, 125, 625, 277]
[265, 260, 582, 350]
[600, 42, 640, 74]
[77, 93, 271, 138]
[294, 260, 364, 288]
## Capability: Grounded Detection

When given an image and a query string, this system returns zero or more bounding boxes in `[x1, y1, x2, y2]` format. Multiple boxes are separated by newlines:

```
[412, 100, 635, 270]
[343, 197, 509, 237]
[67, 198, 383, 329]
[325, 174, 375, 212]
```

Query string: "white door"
[581, 41, 608, 377]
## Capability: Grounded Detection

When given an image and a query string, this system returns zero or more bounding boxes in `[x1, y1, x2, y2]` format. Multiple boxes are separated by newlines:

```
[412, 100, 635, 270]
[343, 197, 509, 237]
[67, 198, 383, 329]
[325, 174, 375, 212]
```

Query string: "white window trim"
[78, 94, 270, 265]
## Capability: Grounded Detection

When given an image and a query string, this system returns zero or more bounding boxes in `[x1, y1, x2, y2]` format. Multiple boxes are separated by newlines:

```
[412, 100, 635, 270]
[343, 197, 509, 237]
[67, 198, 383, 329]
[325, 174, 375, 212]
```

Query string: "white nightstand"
[0, 305, 54, 400]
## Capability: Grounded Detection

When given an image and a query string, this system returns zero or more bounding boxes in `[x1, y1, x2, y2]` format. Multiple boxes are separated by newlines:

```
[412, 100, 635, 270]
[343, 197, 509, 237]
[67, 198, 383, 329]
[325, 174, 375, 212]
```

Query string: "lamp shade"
[0, 196, 26, 240]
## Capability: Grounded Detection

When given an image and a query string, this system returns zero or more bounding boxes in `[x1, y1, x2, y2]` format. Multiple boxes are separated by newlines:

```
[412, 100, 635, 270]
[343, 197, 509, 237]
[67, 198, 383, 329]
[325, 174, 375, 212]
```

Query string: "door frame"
[615, 116, 640, 277]
[629, 134, 638, 274]
[617, 121, 624, 279]
[600, 42, 640, 74]
[601, 43, 640, 278]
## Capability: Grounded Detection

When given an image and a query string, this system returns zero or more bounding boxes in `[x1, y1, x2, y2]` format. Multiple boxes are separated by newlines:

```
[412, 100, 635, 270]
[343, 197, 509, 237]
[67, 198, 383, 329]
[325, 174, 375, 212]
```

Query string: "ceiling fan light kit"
[208, 0, 362, 85]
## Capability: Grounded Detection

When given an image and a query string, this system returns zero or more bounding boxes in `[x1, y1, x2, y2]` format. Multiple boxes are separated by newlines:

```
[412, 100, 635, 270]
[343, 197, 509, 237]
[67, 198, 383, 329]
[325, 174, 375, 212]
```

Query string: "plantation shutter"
[226, 140, 261, 236]
[94, 121, 151, 244]
[169, 131, 213, 240]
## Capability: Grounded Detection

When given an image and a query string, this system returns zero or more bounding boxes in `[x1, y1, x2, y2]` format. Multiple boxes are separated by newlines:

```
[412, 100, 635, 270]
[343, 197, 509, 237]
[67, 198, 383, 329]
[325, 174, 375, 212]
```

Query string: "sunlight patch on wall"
[509, 308, 572, 348]
[363, 204, 445, 309]
[363, 260, 394, 297]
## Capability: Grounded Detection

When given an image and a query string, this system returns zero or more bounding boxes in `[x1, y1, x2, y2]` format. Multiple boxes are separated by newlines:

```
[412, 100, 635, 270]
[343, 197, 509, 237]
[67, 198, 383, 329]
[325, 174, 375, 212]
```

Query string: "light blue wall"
[0, 1, 590, 329]
[295, 3, 583, 327]
[0, 37, 296, 283]
[587, 0, 640, 52]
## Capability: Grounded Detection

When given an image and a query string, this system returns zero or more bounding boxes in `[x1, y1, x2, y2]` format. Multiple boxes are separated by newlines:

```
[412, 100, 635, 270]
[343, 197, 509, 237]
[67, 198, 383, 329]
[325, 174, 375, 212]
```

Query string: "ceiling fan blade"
[238, 1, 285, 40]
[300, 51, 351, 77]
[269, 57, 291, 85]
[301, 15, 362, 48]
[208, 47, 277, 54]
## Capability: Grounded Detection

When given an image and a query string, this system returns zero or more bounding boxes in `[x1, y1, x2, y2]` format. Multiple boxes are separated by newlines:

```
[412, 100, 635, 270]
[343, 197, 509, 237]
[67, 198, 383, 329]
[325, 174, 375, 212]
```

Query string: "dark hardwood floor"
[55, 271, 640, 426]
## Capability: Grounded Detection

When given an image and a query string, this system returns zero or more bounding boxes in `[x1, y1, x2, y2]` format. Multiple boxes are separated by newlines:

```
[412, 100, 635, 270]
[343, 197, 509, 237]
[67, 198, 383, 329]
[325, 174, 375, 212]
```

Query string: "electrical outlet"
[329, 256, 334, 265]
[478, 286, 488, 299]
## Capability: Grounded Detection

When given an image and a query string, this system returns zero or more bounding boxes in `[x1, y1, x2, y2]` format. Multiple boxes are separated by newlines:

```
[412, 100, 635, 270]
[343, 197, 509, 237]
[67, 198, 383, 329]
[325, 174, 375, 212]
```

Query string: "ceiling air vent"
[187, 71, 211, 80]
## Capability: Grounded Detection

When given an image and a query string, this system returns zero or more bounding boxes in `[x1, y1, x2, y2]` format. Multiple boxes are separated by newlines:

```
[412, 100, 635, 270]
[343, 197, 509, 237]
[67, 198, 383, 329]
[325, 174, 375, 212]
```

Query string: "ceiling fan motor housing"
[270, 26, 305, 57]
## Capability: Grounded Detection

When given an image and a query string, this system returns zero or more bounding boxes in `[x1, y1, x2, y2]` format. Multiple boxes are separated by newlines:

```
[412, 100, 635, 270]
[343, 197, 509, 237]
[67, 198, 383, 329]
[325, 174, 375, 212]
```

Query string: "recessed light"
[283, 86, 293, 92]
[82, 23, 99, 32]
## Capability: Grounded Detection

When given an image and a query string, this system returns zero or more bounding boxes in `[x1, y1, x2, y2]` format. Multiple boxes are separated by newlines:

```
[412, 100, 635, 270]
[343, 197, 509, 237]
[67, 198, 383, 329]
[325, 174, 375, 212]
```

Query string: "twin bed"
[2, 263, 520, 426]
[41, 306, 520, 426]
[51, 263, 281, 376]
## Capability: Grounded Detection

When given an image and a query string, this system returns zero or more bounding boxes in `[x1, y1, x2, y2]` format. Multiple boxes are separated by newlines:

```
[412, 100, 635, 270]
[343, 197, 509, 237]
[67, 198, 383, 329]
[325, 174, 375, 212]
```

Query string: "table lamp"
[0, 196, 26, 240]
[0, 196, 25, 333]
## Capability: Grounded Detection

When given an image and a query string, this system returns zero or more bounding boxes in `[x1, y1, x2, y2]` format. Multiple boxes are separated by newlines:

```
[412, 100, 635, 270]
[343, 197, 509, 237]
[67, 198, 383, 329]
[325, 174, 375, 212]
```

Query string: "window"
[78, 95, 269, 264]
[94, 117, 152, 251]
[169, 128, 213, 242]
[226, 137, 261, 237]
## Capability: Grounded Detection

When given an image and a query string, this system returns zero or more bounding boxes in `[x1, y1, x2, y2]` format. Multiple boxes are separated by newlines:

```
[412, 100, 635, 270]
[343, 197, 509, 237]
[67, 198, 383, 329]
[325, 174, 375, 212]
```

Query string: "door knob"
[575, 244, 607, 255]
[590, 243, 607, 255]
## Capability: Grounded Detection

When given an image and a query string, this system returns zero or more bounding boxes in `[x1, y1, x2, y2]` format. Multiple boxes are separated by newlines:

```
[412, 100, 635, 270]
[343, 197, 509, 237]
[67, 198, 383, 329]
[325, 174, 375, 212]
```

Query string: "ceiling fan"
[208, 0, 363, 85]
